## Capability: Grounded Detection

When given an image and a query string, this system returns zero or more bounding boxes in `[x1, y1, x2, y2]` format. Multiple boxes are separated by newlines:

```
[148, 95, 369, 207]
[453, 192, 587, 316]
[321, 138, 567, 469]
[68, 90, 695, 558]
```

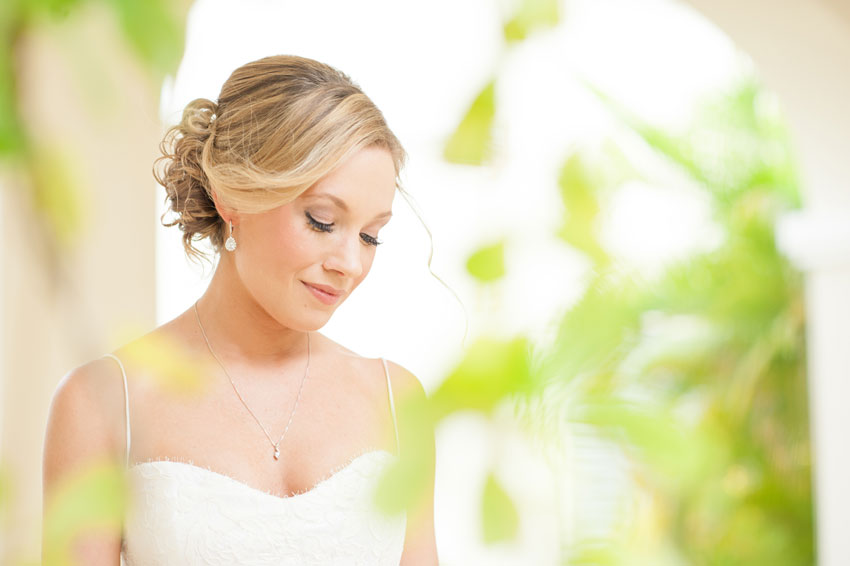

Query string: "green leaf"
[121, 330, 211, 394]
[466, 240, 505, 282]
[443, 79, 496, 165]
[580, 79, 707, 186]
[373, 390, 435, 518]
[28, 143, 87, 248]
[547, 269, 648, 382]
[481, 471, 519, 543]
[555, 153, 608, 265]
[373, 441, 430, 515]
[503, 0, 560, 43]
[0, 15, 25, 156]
[43, 459, 128, 566]
[31, 0, 82, 20]
[103, 0, 184, 76]
[432, 336, 533, 416]
[566, 539, 624, 566]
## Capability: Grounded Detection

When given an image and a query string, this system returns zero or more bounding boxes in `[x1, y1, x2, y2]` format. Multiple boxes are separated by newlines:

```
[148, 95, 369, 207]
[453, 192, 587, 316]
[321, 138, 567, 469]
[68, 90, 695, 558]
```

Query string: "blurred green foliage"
[1, 0, 182, 148]
[103, 0, 184, 74]
[575, 77, 811, 566]
[29, 142, 87, 247]
[0, 0, 185, 251]
[42, 459, 128, 566]
[440, 4, 812, 564]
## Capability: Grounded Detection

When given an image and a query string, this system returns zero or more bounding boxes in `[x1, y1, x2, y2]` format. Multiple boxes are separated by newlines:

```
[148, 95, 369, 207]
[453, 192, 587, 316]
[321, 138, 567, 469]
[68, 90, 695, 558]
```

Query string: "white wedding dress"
[102, 354, 407, 566]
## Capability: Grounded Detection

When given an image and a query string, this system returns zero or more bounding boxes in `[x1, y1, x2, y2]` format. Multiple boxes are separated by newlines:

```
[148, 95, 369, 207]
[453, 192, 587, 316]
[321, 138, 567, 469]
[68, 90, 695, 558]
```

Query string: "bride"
[42, 54, 438, 565]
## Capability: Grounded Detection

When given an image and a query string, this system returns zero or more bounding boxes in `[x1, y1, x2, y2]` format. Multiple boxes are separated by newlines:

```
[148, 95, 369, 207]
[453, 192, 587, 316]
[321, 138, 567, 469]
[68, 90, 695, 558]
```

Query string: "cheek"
[353, 249, 376, 287]
[276, 216, 310, 261]
[238, 212, 312, 286]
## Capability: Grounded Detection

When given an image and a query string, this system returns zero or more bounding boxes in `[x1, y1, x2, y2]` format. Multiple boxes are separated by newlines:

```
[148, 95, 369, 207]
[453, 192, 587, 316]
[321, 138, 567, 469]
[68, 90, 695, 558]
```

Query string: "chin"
[300, 311, 334, 332]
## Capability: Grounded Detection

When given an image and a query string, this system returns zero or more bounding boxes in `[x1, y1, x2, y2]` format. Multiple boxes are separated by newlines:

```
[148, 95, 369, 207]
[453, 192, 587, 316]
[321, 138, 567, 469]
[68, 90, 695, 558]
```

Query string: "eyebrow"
[304, 193, 393, 220]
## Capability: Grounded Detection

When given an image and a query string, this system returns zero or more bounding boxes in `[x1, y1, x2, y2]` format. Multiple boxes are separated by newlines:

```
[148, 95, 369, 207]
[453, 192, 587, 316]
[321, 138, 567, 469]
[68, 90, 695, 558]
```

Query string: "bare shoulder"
[316, 333, 427, 402]
[43, 358, 128, 566]
[43, 356, 127, 493]
[381, 358, 439, 564]
[381, 358, 428, 404]
[288, 333, 428, 422]
[44, 321, 180, 472]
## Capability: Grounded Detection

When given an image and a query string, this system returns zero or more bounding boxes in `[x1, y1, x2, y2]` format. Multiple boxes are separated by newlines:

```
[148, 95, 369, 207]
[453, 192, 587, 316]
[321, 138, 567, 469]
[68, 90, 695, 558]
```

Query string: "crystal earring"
[224, 221, 237, 252]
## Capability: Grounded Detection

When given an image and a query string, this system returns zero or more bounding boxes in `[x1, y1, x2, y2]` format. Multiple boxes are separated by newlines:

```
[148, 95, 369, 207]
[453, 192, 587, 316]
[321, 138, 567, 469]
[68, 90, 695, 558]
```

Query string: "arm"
[386, 361, 439, 566]
[43, 359, 125, 566]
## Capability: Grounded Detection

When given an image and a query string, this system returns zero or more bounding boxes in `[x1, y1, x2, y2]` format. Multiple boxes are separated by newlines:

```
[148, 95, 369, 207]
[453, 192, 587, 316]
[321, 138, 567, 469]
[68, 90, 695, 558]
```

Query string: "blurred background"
[3, 0, 850, 564]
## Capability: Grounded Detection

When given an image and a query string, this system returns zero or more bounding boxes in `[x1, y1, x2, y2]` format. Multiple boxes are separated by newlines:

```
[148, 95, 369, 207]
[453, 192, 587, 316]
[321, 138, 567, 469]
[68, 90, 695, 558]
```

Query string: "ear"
[210, 188, 238, 226]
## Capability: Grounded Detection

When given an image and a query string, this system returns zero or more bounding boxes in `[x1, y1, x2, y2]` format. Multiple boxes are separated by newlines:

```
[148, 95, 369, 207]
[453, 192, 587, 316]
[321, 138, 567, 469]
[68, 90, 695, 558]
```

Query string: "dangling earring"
[225, 220, 237, 251]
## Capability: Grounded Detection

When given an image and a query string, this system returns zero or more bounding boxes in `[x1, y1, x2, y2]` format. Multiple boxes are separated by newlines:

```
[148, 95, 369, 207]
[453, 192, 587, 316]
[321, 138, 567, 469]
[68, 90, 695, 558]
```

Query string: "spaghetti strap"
[380, 357, 400, 456]
[102, 353, 131, 468]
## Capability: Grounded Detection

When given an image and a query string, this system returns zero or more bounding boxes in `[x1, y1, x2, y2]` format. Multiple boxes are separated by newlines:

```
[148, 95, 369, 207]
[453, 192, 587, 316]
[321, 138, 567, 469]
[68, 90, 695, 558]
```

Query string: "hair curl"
[154, 54, 407, 265]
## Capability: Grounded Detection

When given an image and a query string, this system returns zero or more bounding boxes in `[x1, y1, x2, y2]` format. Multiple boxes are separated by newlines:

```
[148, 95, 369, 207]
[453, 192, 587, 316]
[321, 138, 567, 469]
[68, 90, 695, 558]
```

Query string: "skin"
[42, 145, 439, 565]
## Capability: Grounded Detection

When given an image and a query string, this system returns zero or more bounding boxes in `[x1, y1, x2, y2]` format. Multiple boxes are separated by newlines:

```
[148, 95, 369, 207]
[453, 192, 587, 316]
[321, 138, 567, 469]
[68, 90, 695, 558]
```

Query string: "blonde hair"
[154, 54, 407, 264]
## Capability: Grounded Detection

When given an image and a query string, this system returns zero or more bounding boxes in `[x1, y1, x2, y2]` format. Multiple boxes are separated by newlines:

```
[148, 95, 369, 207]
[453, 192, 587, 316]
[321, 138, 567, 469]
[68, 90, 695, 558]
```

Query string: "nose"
[324, 231, 363, 279]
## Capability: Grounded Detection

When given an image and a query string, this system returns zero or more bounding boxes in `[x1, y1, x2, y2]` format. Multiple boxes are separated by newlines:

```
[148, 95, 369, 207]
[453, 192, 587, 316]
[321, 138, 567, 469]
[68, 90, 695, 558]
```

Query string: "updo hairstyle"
[154, 54, 408, 265]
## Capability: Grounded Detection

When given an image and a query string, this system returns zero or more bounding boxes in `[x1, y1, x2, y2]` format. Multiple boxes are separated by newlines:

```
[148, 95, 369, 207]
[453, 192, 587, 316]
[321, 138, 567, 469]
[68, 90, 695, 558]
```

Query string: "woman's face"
[232, 145, 397, 330]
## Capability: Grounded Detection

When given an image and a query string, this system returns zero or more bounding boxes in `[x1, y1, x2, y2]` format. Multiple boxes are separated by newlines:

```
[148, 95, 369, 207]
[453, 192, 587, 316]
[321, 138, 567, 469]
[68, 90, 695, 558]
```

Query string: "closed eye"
[305, 212, 383, 247]
[306, 211, 333, 232]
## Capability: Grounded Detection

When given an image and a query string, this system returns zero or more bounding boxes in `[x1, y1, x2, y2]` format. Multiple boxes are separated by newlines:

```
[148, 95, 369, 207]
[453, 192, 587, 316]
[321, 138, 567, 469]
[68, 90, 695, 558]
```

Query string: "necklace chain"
[193, 300, 310, 460]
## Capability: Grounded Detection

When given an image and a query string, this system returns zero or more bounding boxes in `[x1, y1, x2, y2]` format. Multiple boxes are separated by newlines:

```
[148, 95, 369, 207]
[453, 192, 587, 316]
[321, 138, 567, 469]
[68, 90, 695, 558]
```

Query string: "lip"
[302, 281, 344, 305]
[304, 282, 343, 296]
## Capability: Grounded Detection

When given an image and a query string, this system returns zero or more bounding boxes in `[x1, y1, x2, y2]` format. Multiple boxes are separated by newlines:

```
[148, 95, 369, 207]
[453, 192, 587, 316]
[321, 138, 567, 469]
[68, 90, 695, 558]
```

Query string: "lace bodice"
[103, 353, 407, 566]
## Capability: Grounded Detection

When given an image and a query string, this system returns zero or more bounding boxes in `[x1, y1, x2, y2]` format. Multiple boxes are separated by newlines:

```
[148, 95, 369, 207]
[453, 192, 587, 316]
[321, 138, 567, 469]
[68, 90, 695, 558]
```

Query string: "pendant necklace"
[193, 300, 310, 460]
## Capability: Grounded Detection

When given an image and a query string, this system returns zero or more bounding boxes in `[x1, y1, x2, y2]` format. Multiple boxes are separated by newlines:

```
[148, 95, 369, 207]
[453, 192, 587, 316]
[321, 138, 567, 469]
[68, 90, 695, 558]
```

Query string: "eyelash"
[305, 212, 383, 247]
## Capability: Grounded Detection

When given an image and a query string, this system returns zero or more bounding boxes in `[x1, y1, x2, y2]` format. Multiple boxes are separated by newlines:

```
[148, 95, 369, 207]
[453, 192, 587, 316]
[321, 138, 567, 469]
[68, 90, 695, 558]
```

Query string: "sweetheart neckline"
[127, 448, 397, 503]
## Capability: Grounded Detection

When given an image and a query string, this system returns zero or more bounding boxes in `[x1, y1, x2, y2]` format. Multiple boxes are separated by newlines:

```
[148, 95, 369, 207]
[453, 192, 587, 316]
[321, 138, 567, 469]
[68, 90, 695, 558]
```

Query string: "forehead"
[299, 147, 396, 213]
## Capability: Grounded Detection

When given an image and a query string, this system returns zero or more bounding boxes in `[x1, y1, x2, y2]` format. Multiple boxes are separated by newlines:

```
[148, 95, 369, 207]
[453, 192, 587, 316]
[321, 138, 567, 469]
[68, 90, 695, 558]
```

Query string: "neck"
[191, 255, 310, 367]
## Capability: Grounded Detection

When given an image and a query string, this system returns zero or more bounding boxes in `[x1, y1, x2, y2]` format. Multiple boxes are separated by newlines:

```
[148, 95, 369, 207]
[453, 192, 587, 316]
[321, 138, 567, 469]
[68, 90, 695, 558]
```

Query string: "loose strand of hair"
[397, 184, 470, 350]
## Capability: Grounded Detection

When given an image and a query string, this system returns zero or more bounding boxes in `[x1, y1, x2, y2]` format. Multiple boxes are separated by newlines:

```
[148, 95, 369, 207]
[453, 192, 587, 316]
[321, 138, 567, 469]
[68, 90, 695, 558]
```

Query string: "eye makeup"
[305, 211, 383, 247]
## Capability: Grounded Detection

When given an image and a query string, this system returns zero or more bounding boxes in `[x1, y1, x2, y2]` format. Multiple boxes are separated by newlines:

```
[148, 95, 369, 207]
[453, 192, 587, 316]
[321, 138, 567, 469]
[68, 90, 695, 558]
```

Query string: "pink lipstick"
[302, 281, 342, 305]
